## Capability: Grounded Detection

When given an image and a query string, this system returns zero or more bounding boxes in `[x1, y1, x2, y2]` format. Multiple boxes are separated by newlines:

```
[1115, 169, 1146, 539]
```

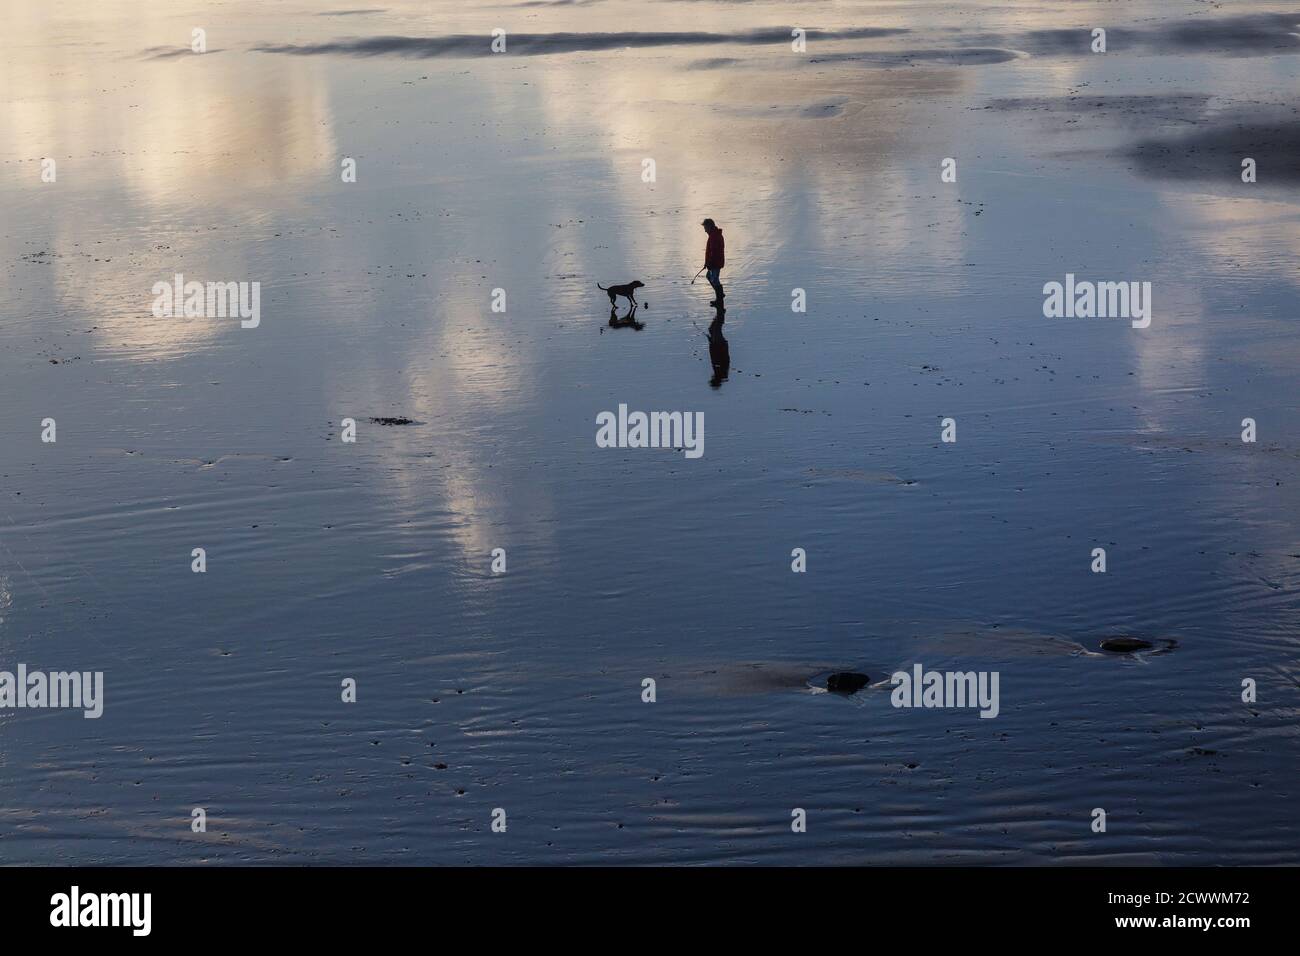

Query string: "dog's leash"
[690, 267, 707, 285]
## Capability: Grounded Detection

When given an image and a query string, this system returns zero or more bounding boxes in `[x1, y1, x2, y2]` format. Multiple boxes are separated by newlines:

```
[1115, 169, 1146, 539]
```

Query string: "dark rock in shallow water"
[1100, 637, 1154, 653]
[369, 416, 418, 426]
[827, 672, 870, 694]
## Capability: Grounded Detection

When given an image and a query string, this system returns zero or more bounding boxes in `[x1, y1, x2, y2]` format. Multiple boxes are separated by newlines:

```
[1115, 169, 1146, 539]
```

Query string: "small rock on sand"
[827, 672, 870, 694]
[1099, 637, 1154, 653]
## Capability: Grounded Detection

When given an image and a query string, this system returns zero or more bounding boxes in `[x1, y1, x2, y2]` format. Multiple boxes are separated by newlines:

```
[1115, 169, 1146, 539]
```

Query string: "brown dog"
[597, 280, 644, 308]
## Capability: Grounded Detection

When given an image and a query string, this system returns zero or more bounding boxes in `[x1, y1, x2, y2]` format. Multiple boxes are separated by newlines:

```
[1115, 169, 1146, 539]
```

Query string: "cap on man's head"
[702, 218, 716, 229]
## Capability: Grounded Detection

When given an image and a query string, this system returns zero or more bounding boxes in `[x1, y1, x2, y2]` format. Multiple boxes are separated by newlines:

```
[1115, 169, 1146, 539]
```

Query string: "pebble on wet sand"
[827, 672, 870, 694]
[1100, 637, 1154, 653]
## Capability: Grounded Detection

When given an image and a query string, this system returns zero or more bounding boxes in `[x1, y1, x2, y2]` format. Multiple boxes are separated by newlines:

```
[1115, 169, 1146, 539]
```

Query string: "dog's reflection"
[707, 307, 730, 388]
[608, 303, 645, 331]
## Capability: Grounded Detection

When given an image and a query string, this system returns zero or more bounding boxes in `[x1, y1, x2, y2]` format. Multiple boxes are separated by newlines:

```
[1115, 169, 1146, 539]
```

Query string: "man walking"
[701, 218, 725, 307]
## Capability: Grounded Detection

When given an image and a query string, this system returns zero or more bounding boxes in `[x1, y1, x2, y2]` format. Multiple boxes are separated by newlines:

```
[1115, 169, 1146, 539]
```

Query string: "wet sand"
[0, 0, 1297, 864]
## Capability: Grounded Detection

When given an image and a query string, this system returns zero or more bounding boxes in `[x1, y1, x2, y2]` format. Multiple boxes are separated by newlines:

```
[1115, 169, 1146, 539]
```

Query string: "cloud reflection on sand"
[2, 0, 1299, 865]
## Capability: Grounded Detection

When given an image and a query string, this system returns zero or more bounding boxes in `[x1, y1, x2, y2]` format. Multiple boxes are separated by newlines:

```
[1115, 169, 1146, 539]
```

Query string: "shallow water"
[1, 0, 1298, 864]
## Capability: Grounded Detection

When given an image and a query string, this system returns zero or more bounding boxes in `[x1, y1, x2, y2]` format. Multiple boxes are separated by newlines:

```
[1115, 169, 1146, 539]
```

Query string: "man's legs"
[706, 267, 724, 303]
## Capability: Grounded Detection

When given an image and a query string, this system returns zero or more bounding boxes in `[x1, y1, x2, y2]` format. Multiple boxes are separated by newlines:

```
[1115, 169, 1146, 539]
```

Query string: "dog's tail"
[596, 283, 609, 291]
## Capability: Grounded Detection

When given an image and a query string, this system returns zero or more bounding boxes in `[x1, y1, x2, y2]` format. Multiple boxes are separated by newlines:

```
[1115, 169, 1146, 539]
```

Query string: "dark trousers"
[706, 266, 724, 300]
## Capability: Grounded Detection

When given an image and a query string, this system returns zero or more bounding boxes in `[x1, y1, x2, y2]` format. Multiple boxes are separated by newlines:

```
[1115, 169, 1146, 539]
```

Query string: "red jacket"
[704, 228, 725, 269]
